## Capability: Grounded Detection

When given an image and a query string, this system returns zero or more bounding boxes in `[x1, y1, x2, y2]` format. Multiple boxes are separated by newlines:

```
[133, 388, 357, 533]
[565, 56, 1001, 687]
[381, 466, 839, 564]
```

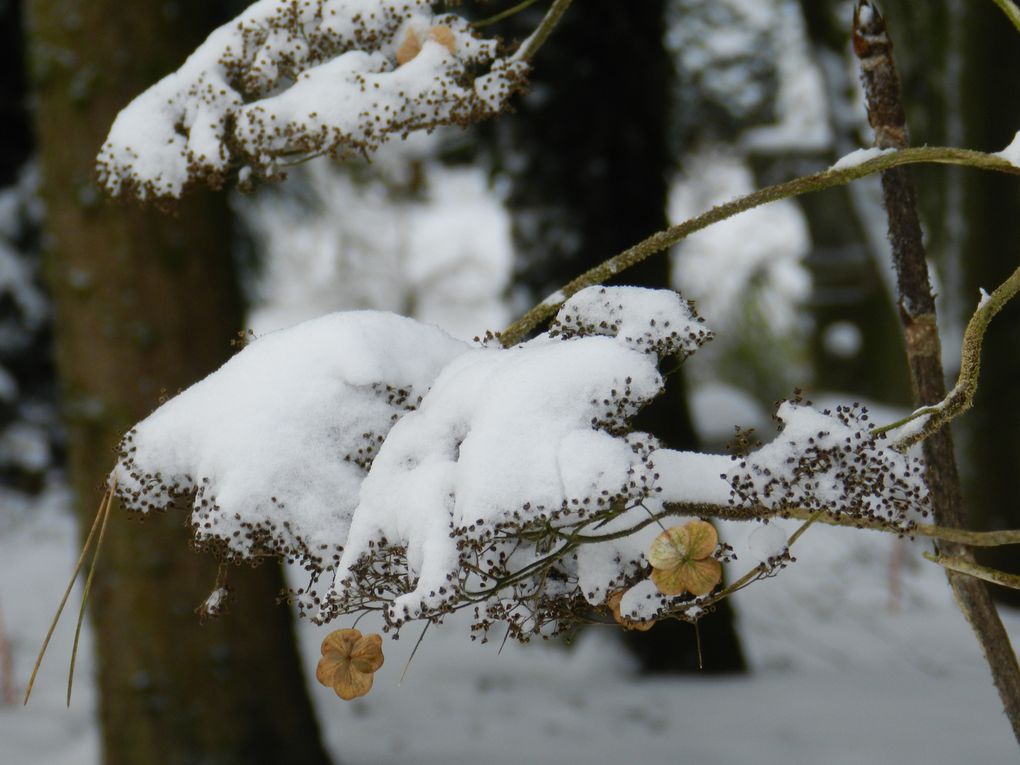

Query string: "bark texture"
[26, 2, 332, 763]
[854, 0, 1020, 744]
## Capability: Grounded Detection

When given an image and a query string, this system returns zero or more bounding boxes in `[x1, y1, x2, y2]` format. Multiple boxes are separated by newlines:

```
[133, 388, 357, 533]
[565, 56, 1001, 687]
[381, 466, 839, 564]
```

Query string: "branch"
[472, 0, 542, 28]
[511, 0, 574, 62]
[924, 552, 1020, 591]
[498, 146, 1019, 346]
[876, 262, 1020, 446]
[993, 0, 1020, 34]
[854, 0, 1020, 745]
[557, 496, 1020, 550]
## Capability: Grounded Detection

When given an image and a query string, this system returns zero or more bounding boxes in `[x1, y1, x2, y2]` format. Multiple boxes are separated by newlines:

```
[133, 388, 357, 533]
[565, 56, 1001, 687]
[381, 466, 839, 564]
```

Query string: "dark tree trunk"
[492, 0, 746, 673]
[25, 2, 332, 763]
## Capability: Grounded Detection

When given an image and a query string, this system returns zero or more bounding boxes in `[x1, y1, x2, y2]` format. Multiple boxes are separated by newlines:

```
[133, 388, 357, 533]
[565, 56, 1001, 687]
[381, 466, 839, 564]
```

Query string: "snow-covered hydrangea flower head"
[96, 0, 528, 201]
[109, 287, 928, 642]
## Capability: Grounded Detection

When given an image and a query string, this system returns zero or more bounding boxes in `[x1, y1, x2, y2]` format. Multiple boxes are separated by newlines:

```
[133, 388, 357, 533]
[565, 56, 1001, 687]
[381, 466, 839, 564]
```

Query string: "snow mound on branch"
[325, 286, 711, 630]
[725, 400, 927, 527]
[113, 312, 469, 566]
[548, 285, 712, 356]
[96, 0, 527, 201]
[112, 286, 719, 638]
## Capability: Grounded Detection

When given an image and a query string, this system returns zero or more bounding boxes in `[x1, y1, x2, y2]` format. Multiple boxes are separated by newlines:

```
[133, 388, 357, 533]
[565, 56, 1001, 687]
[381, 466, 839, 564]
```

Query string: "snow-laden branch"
[96, 0, 528, 201]
[109, 287, 938, 639]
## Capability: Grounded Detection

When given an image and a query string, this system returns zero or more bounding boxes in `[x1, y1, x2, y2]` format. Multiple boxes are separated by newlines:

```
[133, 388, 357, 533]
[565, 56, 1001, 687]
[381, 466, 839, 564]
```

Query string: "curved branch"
[993, 0, 1020, 34]
[499, 147, 1020, 346]
[512, 0, 574, 62]
[876, 262, 1020, 446]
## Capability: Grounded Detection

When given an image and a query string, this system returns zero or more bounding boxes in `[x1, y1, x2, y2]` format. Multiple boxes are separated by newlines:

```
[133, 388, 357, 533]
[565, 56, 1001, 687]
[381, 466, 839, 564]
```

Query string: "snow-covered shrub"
[97, 0, 528, 201]
[110, 287, 927, 640]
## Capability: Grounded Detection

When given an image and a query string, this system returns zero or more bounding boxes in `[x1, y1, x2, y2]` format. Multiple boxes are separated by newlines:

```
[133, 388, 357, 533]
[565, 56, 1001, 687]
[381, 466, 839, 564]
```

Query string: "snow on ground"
[3, 486, 1019, 764]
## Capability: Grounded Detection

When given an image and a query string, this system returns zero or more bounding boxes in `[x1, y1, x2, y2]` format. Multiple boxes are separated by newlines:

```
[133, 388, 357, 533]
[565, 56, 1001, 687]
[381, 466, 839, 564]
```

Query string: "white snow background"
[4, 471, 1020, 764]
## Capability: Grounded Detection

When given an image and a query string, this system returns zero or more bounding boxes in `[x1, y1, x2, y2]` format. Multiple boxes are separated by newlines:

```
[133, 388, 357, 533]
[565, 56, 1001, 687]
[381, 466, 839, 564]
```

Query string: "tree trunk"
[25, 2, 332, 763]
[492, 0, 746, 673]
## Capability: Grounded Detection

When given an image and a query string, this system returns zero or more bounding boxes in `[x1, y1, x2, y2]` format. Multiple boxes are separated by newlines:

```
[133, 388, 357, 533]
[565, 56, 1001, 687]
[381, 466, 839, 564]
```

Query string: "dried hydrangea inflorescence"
[96, 0, 528, 202]
[315, 628, 385, 700]
[647, 520, 723, 597]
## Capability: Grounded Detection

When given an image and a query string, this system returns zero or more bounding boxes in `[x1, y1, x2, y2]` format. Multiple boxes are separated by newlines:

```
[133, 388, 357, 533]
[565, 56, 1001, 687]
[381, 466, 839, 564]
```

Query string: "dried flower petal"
[651, 557, 722, 597]
[647, 520, 722, 596]
[316, 628, 384, 700]
[606, 591, 655, 631]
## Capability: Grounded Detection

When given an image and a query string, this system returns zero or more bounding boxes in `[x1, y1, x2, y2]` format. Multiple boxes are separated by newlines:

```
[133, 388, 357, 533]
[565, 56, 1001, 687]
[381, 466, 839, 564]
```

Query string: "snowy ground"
[3, 487, 1018, 764]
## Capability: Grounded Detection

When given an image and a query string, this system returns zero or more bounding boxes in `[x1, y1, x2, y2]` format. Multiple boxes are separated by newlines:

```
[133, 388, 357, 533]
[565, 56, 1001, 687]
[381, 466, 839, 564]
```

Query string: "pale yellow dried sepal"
[396, 28, 423, 65]
[397, 25, 456, 66]
[650, 563, 687, 596]
[647, 525, 689, 570]
[321, 628, 361, 656]
[680, 557, 723, 596]
[683, 520, 719, 559]
[428, 25, 457, 55]
[648, 520, 722, 596]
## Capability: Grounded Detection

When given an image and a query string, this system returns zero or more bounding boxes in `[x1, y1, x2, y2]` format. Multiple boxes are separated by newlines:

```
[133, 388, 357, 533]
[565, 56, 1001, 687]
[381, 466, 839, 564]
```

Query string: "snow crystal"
[830, 147, 895, 172]
[977, 287, 991, 310]
[994, 130, 1020, 167]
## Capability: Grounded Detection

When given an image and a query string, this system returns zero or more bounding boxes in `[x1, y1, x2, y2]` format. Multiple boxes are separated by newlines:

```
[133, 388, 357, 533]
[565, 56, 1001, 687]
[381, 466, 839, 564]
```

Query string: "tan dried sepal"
[606, 590, 655, 632]
[428, 25, 457, 55]
[315, 628, 385, 701]
[396, 28, 422, 65]
[396, 25, 456, 66]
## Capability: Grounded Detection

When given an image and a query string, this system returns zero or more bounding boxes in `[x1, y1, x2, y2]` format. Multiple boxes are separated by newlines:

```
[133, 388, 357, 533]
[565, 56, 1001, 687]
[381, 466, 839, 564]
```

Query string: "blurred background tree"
[3, 0, 1020, 759]
[22, 0, 332, 762]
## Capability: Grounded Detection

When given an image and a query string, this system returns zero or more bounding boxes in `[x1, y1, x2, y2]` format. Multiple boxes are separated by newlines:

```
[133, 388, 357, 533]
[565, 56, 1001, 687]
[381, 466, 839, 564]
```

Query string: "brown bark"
[853, 0, 1020, 745]
[25, 1, 332, 763]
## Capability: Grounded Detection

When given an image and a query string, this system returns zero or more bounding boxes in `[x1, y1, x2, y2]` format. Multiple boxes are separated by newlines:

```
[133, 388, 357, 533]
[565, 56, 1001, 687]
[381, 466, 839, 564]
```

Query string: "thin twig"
[23, 483, 112, 705]
[67, 478, 116, 706]
[511, 0, 574, 62]
[992, 0, 1020, 34]
[876, 263, 1020, 446]
[924, 552, 1020, 591]
[400, 621, 430, 684]
[498, 146, 1019, 346]
[472, 0, 541, 28]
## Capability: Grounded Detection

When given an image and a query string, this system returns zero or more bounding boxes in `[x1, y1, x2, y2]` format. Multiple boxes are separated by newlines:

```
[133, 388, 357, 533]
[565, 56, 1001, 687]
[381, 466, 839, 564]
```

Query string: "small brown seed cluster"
[96, 0, 529, 202]
[725, 399, 927, 532]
